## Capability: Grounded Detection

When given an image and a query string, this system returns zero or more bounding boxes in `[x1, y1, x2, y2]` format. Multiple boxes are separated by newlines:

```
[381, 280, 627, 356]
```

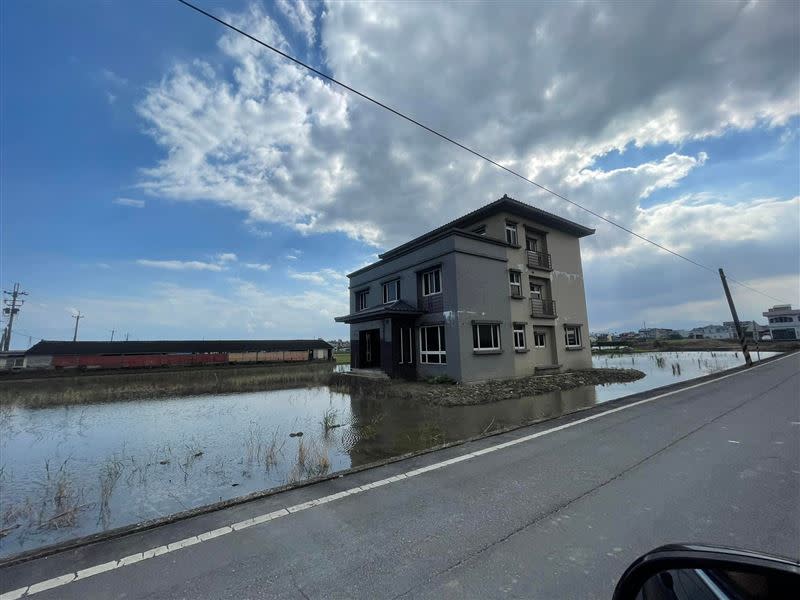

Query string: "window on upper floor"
[356, 289, 369, 311]
[509, 270, 522, 297]
[419, 325, 446, 364]
[770, 316, 794, 323]
[505, 222, 518, 246]
[473, 322, 501, 351]
[422, 268, 442, 296]
[526, 237, 538, 252]
[382, 279, 399, 304]
[513, 324, 526, 350]
[564, 325, 582, 348]
[530, 281, 543, 299]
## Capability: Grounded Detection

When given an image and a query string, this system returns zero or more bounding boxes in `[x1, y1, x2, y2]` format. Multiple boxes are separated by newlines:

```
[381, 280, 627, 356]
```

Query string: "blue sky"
[1, 1, 798, 346]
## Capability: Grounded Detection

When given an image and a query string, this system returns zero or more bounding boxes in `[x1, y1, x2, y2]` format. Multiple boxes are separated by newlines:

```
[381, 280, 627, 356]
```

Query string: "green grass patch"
[333, 352, 351, 365]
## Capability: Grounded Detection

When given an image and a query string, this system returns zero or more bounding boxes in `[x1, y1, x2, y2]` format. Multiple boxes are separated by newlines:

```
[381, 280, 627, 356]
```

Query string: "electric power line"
[176, 0, 788, 305]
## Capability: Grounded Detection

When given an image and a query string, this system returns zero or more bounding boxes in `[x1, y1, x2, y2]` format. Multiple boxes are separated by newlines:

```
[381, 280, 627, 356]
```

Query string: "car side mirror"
[612, 544, 799, 600]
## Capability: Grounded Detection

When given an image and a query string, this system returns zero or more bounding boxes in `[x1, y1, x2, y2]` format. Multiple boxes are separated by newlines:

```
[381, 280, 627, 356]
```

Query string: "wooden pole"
[719, 268, 752, 367]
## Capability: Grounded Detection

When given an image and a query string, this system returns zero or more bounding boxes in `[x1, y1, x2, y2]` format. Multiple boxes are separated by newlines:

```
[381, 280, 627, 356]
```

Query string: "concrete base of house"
[346, 368, 391, 380]
[534, 364, 562, 373]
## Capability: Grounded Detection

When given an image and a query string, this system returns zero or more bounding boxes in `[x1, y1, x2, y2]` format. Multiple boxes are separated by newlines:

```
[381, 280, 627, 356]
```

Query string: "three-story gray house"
[335, 195, 594, 382]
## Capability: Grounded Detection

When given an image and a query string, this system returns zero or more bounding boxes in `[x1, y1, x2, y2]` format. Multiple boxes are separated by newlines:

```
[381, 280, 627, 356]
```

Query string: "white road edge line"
[1, 352, 795, 600]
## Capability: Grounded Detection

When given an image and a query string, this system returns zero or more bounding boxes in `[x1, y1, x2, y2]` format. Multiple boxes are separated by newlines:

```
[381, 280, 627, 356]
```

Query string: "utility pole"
[72, 311, 83, 342]
[125, 332, 129, 342]
[110, 329, 115, 342]
[2, 283, 28, 351]
[719, 268, 752, 367]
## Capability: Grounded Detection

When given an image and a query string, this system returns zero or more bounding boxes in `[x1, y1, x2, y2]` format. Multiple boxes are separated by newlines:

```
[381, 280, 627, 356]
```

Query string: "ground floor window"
[771, 328, 797, 340]
[564, 325, 582, 348]
[399, 327, 414, 364]
[473, 322, 501, 351]
[420, 325, 446, 364]
[533, 331, 546, 348]
[513, 324, 526, 350]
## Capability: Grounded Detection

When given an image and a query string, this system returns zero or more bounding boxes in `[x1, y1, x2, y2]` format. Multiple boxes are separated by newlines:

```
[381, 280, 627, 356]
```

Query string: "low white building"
[762, 305, 800, 341]
[689, 324, 734, 340]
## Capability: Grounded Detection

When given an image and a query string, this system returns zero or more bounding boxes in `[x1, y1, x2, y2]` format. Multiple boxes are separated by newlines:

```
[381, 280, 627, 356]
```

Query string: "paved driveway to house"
[2, 354, 798, 599]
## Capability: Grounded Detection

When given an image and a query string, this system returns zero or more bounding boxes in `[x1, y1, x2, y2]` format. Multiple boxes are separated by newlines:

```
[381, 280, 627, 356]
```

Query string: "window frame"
[399, 326, 414, 364]
[505, 222, 519, 246]
[419, 325, 446, 364]
[509, 270, 522, 298]
[564, 325, 582, 348]
[421, 268, 442, 297]
[382, 279, 400, 304]
[355, 289, 369, 312]
[529, 281, 543, 300]
[513, 323, 527, 351]
[473, 322, 502, 352]
[533, 331, 546, 348]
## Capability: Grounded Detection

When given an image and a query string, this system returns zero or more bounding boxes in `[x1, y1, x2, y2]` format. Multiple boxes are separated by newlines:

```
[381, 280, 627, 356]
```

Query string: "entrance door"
[359, 329, 381, 368]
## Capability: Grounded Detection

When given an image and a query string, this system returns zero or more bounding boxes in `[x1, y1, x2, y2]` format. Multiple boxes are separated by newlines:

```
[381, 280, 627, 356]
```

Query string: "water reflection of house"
[344, 385, 598, 466]
[335, 196, 594, 383]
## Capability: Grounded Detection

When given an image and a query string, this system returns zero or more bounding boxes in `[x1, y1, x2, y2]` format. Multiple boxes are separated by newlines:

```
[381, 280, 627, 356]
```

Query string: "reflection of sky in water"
[590, 351, 778, 402]
[0, 351, 778, 557]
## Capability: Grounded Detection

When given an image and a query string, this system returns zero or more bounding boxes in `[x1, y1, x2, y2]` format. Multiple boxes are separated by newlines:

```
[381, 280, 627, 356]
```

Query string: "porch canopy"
[335, 300, 423, 324]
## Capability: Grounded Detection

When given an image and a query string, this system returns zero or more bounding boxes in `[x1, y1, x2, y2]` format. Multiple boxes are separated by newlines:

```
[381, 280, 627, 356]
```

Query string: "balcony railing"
[527, 250, 552, 270]
[530, 298, 557, 318]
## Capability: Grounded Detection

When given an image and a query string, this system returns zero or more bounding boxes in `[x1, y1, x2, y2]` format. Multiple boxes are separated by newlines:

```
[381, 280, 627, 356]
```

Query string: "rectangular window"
[382, 280, 399, 304]
[526, 237, 538, 251]
[564, 325, 582, 348]
[356, 289, 369, 311]
[513, 324, 526, 350]
[419, 325, 446, 364]
[529, 282, 543, 299]
[533, 331, 546, 348]
[422, 268, 442, 296]
[473, 323, 501, 351]
[509, 271, 522, 297]
[505, 222, 518, 246]
[399, 327, 414, 364]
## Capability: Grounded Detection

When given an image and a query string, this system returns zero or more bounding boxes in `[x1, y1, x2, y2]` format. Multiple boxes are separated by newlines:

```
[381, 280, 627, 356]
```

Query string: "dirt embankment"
[330, 368, 646, 407]
[0, 362, 334, 406]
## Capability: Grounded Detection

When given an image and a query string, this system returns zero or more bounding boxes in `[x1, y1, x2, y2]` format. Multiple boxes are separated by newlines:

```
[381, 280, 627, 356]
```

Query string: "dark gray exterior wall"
[452, 237, 515, 382]
[347, 237, 463, 381]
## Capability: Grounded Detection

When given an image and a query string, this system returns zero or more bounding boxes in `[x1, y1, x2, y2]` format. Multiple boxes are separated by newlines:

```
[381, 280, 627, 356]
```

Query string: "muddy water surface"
[0, 351, 777, 557]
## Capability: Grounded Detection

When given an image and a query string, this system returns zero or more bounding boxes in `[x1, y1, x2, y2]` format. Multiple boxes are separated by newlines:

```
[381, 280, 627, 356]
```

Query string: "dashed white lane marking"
[728, 440, 741, 444]
[2, 352, 796, 600]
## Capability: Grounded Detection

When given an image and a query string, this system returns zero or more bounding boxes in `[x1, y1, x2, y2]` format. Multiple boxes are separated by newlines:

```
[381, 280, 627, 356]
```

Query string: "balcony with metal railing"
[527, 250, 552, 270]
[530, 298, 557, 318]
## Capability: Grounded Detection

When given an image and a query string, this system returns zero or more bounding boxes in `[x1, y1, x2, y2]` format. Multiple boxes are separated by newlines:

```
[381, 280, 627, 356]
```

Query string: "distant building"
[722, 321, 769, 341]
[762, 305, 800, 340]
[23, 339, 333, 370]
[688, 325, 733, 340]
[638, 327, 674, 340]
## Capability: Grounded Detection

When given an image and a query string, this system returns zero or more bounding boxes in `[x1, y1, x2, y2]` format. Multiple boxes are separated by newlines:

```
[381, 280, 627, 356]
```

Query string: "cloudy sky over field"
[2, 0, 798, 344]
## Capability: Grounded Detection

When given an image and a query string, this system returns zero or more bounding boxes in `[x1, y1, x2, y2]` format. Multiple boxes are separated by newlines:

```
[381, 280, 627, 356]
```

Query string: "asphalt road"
[2, 353, 798, 599]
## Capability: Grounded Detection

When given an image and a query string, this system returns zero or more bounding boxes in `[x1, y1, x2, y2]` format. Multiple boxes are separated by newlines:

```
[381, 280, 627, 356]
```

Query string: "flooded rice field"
[0, 351, 778, 557]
